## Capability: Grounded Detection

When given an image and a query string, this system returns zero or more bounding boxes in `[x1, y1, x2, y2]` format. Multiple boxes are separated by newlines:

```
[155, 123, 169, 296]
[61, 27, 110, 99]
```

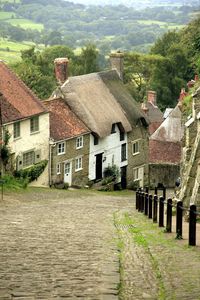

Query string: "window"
[76, 136, 83, 149]
[30, 116, 39, 133]
[94, 136, 99, 145]
[132, 140, 140, 155]
[23, 151, 35, 167]
[57, 163, 61, 174]
[111, 124, 116, 134]
[121, 143, 127, 162]
[13, 122, 20, 139]
[57, 142, 65, 155]
[75, 157, 82, 171]
[133, 168, 139, 181]
[120, 131, 125, 141]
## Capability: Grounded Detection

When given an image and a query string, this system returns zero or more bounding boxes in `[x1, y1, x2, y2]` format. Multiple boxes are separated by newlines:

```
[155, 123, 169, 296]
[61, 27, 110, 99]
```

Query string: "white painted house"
[0, 60, 49, 186]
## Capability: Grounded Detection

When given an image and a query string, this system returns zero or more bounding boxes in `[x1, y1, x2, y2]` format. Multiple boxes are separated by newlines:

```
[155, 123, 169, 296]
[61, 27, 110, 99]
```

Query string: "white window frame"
[23, 150, 35, 168]
[133, 167, 139, 181]
[13, 122, 20, 139]
[57, 142, 65, 155]
[30, 116, 39, 134]
[132, 140, 140, 155]
[76, 136, 83, 149]
[75, 156, 83, 172]
[56, 163, 61, 175]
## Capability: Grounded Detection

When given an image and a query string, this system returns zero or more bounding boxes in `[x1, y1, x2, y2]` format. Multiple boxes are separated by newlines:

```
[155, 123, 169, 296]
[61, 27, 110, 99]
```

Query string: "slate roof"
[43, 98, 90, 141]
[150, 106, 183, 143]
[0, 60, 47, 124]
[149, 105, 183, 164]
[52, 70, 148, 138]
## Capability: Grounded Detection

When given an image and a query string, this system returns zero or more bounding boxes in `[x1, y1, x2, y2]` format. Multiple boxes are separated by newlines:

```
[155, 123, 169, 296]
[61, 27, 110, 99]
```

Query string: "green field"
[6, 18, 44, 31]
[0, 12, 16, 20]
[137, 19, 185, 29]
[0, 38, 44, 64]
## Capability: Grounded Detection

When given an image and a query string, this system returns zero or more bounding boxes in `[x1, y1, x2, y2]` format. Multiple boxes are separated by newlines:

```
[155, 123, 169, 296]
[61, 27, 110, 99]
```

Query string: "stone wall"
[51, 133, 90, 187]
[149, 163, 180, 188]
[127, 126, 149, 187]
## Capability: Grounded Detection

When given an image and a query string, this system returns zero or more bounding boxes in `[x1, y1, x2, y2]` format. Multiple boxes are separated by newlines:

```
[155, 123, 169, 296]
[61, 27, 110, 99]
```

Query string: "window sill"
[75, 168, 83, 172]
[30, 131, 40, 135]
[132, 152, 140, 156]
[14, 136, 21, 141]
[57, 152, 65, 156]
[76, 146, 83, 150]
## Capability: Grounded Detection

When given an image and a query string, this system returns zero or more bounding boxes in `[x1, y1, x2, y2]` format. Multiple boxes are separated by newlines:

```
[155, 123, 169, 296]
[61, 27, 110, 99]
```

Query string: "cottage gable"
[0, 60, 46, 124]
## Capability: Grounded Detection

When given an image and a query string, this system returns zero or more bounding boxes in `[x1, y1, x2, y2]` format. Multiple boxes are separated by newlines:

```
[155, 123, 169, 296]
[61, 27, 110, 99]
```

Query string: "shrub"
[14, 160, 48, 182]
[1, 175, 28, 190]
[101, 176, 113, 186]
[103, 165, 119, 180]
[127, 180, 140, 190]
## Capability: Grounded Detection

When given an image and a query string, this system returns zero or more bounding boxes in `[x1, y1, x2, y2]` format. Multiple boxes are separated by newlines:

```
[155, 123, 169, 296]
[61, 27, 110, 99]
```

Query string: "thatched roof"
[52, 70, 148, 138]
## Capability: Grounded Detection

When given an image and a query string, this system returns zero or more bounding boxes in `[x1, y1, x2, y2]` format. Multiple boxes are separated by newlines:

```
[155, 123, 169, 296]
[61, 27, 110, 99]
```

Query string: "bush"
[127, 180, 140, 190]
[1, 175, 28, 190]
[101, 176, 113, 186]
[103, 165, 119, 180]
[14, 160, 48, 182]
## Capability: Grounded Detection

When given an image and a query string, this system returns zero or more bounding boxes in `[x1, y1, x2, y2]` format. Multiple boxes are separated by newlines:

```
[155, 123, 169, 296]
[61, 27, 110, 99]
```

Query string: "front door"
[121, 166, 127, 189]
[64, 162, 72, 186]
[95, 153, 103, 181]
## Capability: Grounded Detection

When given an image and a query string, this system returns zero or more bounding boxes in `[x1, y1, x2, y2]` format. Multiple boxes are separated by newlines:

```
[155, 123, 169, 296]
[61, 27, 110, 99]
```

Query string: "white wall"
[6, 113, 50, 186]
[89, 126, 128, 181]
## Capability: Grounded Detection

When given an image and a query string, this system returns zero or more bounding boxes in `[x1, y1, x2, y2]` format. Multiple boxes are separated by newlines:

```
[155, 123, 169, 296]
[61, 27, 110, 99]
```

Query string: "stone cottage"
[149, 105, 183, 187]
[0, 60, 49, 186]
[51, 54, 149, 188]
[43, 97, 90, 187]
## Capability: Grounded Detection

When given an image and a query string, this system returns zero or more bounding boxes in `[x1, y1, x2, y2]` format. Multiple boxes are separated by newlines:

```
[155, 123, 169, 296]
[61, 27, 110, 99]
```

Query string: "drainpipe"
[49, 139, 56, 187]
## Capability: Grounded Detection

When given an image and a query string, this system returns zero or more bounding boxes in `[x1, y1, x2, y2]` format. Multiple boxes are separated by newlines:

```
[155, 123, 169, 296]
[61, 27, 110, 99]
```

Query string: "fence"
[136, 187, 200, 246]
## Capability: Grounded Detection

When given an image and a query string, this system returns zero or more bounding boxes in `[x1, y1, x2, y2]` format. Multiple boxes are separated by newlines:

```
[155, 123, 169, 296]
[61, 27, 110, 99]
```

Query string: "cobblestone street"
[0, 189, 133, 300]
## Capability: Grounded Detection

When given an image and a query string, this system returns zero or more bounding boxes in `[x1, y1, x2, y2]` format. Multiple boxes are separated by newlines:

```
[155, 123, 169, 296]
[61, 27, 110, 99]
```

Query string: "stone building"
[43, 97, 90, 187]
[179, 85, 200, 206]
[51, 54, 149, 188]
[149, 105, 183, 187]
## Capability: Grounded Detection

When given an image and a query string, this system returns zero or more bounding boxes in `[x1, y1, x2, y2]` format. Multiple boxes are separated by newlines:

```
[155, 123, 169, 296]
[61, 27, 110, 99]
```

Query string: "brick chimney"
[179, 88, 187, 102]
[195, 74, 199, 82]
[147, 90, 157, 106]
[54, 58, 69, 85]
[110, 52, 124, 81]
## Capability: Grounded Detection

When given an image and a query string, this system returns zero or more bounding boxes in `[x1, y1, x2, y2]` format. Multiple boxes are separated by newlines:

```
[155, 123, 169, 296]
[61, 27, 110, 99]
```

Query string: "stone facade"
[179, 87, 200, 206]
[51, 133, 90, 187]
[149, 163, 180, 188]
[127, 127, 149, 187]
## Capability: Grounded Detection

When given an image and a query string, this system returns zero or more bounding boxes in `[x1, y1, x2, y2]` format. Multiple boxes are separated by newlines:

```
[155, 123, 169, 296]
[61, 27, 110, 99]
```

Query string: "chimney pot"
[54, 58, 69, 85]
[147, 90, 157, 106]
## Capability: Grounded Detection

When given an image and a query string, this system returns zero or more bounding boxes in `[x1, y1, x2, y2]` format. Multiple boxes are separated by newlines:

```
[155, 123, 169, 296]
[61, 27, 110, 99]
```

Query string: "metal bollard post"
[144, 193, 148, 216]
[136, 190, 139, 210]
[176, 201, 183, 239]
[159, 196, 164, 227]
[148, 194, 153, 219]
[166, 198, 172, 233]
[163, 187, 166, 200]
[189, 204, 196, 246]
[153, 195, 158, 223]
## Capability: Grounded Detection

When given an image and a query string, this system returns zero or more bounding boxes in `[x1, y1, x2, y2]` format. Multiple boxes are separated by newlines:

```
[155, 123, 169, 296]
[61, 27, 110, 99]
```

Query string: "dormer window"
[120, 131, 125, 141]
[111, 124, 116, 134]
[94, 135, 99, 145]
[30, 116, 39, 133]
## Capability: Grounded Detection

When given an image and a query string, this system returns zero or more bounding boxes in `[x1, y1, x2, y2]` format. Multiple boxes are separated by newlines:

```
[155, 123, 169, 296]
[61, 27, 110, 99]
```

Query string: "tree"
[76, 44, 99, 75]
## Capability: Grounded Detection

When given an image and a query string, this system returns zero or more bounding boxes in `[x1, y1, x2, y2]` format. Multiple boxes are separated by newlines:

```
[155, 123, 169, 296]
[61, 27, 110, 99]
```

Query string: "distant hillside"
[0, 0, 198, 63]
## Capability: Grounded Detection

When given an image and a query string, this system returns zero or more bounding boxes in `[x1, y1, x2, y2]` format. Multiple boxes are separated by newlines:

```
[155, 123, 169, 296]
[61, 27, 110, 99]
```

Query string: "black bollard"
[189, 204, 196, 246]
[136, 190, 139, 210]
[159, 196, 164, 227]
[176, 201, 183, 239]
[141, 192, 145, 213]
[166, 198, 172, 233]
[153, 195, 158, 223]
[163, 187, 166, 200]
[148, 194, 153, 219]
[144, 193, 149, 216]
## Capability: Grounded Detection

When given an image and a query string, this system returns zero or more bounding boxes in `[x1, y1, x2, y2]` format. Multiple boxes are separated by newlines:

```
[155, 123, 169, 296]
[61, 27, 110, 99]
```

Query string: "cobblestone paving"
[0, 189, 133, 300]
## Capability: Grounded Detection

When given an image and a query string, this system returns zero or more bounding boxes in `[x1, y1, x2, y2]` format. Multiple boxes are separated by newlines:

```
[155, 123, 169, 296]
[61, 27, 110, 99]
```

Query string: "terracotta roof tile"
[43, 98, 90, 141]
[0, 61, 47, 124]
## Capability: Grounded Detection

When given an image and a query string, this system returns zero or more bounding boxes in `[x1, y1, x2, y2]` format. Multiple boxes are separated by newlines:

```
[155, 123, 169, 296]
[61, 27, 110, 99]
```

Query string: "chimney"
[110, 52, 124, 81]
[179, 88, 187, 102]
[54, 58, 69, 85]
[147, 90, 157, 106]
[141, 102, 149, 114]
[195, 74, 199, 82]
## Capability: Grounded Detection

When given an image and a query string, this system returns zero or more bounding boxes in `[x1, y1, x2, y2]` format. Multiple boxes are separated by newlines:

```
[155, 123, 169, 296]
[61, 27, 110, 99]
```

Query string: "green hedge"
[14, 160, 48, 182]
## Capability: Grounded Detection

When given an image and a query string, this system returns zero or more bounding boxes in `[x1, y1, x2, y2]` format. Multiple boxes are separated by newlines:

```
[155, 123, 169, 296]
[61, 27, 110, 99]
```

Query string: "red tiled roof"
[0, 61, 47, 124]
[43, 98, 90, 141]
[149, 140, 181, 164]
